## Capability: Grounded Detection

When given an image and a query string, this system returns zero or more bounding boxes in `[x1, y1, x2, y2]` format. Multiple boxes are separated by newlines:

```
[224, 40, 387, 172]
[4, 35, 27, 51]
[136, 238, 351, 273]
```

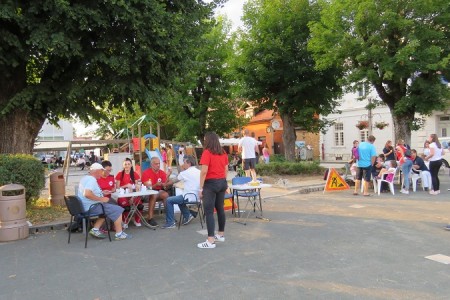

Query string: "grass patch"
[26, 198, 69, 225]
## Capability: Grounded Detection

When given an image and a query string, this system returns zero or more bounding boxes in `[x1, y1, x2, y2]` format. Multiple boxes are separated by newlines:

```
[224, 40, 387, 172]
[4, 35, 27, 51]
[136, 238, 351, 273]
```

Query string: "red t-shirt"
[200, 149, 228, 180]
[97, 175, 115, 192]
[115, 171, 140, 187]
[141, 169, 167, 191]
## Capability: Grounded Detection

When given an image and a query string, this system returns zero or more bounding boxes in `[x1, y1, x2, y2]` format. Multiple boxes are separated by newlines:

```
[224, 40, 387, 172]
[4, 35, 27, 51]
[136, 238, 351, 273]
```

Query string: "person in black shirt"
[382, 140, 395, 166]
[371, 154, 385, 178]
[411, 149, 431, 191]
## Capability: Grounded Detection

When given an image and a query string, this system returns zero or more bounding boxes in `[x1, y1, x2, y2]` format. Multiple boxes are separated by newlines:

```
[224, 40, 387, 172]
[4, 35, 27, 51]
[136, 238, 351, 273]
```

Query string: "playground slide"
[144, 148, 165, 171]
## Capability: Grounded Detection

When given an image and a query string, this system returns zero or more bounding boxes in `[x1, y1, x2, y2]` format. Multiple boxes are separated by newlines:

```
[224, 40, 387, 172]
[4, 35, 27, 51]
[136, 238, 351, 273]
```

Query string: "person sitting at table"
[97, 160, 116, 199]
[411, 149, 432, 191]
[115, 158, 143, 227]
[78, 163, 130, 240]
[371, 154, 385, 179]
[161, 155, 200, 229]
[141, 156, 174, 227]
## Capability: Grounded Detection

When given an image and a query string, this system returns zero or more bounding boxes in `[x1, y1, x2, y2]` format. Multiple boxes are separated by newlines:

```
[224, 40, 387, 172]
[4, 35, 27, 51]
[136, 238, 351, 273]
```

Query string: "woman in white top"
[178, 149, 185, 166]
[424, 134, 443, 195]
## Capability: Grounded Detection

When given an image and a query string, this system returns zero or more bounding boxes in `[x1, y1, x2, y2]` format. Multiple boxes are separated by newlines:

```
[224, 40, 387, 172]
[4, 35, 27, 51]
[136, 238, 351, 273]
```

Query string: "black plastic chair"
[64, 196, 111, 248]
[177, 193, 204, 229]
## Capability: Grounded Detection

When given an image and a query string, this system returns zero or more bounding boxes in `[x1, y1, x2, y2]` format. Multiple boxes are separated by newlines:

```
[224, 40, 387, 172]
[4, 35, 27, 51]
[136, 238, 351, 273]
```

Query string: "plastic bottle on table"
[147, 179, 152, 190]
[136, 180, 142, 191]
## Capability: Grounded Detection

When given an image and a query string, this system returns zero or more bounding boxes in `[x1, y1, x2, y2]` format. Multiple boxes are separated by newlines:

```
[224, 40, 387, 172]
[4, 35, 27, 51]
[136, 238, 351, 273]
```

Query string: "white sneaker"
[214, 234, 225, 242]
[133, 220, 142, 227]
[400, 189, 409, 194]
[430, 190, 438, 195]
[197, 240, 216, 249]
[115, 232, 132, 240]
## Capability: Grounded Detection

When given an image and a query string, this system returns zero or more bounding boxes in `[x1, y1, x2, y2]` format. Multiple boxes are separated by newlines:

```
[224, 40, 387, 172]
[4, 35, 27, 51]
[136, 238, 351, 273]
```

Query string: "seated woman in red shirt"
[115, 158, 142, 227]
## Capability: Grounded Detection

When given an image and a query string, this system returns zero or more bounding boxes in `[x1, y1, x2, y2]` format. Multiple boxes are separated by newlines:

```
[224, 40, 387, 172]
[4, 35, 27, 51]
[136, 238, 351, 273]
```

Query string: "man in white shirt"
[238, 129, 259, 181]
[161, 155, 200, 229]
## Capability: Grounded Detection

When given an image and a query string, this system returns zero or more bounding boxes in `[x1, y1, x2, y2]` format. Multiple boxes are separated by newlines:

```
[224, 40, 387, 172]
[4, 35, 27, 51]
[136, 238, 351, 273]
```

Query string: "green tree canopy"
[234, 0, 342, 160]
[169, 17, 247, 144]
[0, 0, 222, 154]
[308, 0, 450, 144]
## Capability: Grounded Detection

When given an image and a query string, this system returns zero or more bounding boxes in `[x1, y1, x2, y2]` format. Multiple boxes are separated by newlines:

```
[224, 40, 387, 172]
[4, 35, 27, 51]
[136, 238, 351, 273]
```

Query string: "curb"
[30, 221, 69, 234]
[298, 184, 325, 194]
[275, 184, 325, 193]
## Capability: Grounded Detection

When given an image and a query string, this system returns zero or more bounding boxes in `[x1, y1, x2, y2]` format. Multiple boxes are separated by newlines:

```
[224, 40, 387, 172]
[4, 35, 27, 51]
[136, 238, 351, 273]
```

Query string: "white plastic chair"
[410, 170, 424, 192]
[376, 168, 398, 195]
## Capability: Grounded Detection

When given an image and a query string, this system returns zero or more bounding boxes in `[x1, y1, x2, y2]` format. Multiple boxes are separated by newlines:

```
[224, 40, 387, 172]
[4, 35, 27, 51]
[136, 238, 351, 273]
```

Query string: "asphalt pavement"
[2, 168, 450, 299]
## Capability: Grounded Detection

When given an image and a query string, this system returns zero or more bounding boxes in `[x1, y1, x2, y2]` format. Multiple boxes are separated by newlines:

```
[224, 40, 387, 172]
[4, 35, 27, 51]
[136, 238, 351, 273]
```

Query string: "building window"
[442, 128, 447, 137]
[357, 85, 366, 97]
[360, 130, 369, 142]
[334, 123, 344, 146]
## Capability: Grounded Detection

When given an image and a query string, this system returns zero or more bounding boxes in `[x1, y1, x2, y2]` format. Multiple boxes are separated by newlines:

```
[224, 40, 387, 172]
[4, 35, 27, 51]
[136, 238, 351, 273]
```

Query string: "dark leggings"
[429, 160, 442, 191]
[203, 178, 227, 237]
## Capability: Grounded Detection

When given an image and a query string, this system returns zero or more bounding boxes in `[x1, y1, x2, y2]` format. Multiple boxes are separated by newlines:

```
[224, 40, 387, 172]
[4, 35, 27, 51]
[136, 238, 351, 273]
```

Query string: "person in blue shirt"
[78, 163, 130, 240]
[354, 135, 377, 196]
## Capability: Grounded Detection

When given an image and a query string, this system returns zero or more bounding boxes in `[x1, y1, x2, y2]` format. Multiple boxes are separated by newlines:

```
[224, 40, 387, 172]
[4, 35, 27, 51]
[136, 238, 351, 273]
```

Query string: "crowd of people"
[350, 133, 446, 196]
[76, 130, 265, 248]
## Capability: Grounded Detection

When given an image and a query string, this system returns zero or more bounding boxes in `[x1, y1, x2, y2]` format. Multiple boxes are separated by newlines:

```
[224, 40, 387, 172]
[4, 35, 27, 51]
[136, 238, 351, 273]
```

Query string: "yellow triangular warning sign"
[324, 168, 350, 192]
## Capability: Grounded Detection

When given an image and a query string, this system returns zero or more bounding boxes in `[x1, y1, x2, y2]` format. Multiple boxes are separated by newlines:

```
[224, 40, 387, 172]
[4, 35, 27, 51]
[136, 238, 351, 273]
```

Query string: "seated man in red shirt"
[141, 157, 174, 227]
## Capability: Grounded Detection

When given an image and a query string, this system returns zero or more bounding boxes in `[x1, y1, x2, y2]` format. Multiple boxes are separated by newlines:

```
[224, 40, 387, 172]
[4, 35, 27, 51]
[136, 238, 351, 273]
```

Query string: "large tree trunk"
[0, 62, 45, 154]
[391, 113, 413, 146]
[0, 110, 45, 154]
[280, 112, 297, 161]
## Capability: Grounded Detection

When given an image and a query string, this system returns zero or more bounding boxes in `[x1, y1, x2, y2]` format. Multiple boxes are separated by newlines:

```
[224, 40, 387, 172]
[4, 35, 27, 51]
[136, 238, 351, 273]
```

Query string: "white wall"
[39, 119, 74, 141]
[321, 90, 448, 161]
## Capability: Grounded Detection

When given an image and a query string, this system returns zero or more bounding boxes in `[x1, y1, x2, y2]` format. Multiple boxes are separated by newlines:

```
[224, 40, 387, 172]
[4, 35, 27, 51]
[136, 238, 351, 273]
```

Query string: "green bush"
[0, 154, 46, 204]
[269, 154, 286, 162]
[255, 160, 324, 176]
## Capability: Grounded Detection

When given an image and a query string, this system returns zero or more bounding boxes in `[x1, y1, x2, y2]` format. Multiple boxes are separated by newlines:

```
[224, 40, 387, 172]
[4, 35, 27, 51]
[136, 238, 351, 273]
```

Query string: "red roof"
[250, 109, 275, 123]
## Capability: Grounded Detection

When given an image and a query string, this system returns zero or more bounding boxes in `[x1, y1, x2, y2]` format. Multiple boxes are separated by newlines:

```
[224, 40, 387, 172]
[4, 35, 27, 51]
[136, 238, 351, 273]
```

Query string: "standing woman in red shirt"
[198, 132, 229, 249]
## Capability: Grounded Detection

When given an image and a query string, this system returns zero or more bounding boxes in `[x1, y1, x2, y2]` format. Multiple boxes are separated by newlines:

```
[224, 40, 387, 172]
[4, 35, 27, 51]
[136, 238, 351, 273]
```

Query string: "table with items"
[111, 188, 159, 229]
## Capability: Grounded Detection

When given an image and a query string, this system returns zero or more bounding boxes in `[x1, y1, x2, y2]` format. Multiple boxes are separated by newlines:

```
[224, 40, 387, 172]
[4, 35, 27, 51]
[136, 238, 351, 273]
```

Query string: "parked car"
[440, 138, 450, 168]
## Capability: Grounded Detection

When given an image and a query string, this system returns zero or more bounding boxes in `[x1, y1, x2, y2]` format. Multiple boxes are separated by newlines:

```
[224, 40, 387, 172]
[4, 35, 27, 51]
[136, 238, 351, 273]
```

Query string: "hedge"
[255, 160, 324, 176]
[0, 154, 46, 204]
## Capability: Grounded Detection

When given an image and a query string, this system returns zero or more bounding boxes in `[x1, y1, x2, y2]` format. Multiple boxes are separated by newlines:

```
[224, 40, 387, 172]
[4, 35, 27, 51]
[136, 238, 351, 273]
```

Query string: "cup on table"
[119, 188, 125, 195]
[141, 185, 147, 192]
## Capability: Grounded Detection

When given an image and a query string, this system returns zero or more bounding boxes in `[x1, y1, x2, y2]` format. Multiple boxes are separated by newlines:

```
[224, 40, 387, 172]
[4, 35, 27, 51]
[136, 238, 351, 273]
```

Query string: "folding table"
[230, 183, 271, 225]
[111, 189, 159, 229]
